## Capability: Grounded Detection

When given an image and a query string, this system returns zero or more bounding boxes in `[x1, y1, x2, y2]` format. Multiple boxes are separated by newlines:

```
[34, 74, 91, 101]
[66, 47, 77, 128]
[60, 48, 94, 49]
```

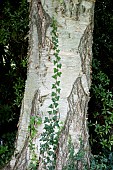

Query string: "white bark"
[3, 0, 95, 169]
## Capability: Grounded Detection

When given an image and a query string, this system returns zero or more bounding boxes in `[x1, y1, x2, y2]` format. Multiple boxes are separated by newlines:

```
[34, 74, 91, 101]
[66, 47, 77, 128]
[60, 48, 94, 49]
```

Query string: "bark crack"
[56, 77, 90, 169]
[34, 0, 51, 47]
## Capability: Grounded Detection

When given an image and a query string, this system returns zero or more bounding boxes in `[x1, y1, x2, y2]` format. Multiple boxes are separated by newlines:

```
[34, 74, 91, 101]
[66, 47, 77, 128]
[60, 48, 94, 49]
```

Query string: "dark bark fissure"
[56, 77, 90, 169]
[33, 0, 51, 46]
[79, 23, 93, 74]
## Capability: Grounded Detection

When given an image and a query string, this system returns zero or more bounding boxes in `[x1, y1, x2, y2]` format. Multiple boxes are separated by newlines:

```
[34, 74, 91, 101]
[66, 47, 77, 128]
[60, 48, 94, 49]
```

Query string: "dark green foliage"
[88, 59, 113, 168]
[0, 132, 16, 168]
[88, 0, 113, 168]
[93, 0, 113, 80]
[0, 0, 28, 166]
[89, 59, 113, 152]
[0, 0, 28, 125]
[90, 153, 113, 170]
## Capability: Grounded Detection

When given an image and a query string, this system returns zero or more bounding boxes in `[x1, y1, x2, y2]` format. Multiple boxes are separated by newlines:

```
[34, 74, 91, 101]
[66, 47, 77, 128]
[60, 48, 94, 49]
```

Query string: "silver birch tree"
[3, 0, 95, 169]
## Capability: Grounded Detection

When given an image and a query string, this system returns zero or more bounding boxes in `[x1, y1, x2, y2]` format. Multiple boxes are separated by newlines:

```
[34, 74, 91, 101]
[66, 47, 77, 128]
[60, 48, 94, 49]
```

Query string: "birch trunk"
[3, 0, 95, 169]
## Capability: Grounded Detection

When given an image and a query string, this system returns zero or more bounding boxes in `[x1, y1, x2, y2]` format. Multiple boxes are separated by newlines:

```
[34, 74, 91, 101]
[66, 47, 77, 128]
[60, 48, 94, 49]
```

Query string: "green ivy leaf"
[52, 97, 56, 102]
[53, 115, 57, 121]
[54, 121, 59, 127]
[48, 111, 52, 115]
[54, 60, 57, 65]
[44, 124, 50, 130]
[52, 84, 56, 89]
[56, 49, 60, 53]
[57, 56, 61, 61]
[53, 46, 57, 50]
[49, 104, 53, 109]
[44, 117, 50, 123]
[57, 88, 61, 94]
[54, 44, 58, 48]
[54, 102, 58, 108]
[56, 81, 60, 86]
[53, 110, 57, 114]
[54, 38, 58, 44]
[54, 53, 58, 58]
[52, 92, 57, 96]
[57, 72, 62, 77]
[54, 68, 58, 73]
[56, 96, 60, 101]
[51, 30, 56, 36]
[57, 63, 62, 69]
[52, 74, 57, 79]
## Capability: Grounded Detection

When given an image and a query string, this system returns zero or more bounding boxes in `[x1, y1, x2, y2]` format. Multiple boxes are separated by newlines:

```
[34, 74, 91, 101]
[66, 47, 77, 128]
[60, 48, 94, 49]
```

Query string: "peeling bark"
[2, 0, 95, 169]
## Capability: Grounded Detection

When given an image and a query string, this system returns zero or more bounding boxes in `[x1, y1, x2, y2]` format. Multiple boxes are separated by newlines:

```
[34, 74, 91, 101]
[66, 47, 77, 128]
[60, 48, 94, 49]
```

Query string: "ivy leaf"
[54, 68, 58, 73]
[57, 88, 61, 94]
[53, 46, 57, 50]
[52, 97, 56, 102]
[52, 74, 57, 79]
[52, 36, 56, 41]
[57, 63, 62, 69]
[53, 110, 57, 114]
[54, 38, 58, 43]
[54, 60, 57, 65]
[52, 84, 56, 89]
[55, 44, 58, 48]
[56, 96, 60, 101]
[54, 121, 60, 128]
[54, 102, 58, 108]
[54, 53, 58, 58]
[49, 104, 53, 109]
[48, 111, 52, 115]
[52, 92, 57, 96]
[56, 81, 60, 86]
[44, 117, 50, 123]
[48, 150, 54, 156]
[52, 30, 57, 37]
[53, 115, 57, 121]
[56, 49, 60, 53]
[57, 72, 62, 77]
[57, 56, 61, 61]
[44, 124, 50, 130]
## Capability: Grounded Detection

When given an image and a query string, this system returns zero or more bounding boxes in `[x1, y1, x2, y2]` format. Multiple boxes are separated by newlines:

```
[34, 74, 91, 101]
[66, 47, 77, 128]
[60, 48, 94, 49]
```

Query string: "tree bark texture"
[3, 0, 95, 169]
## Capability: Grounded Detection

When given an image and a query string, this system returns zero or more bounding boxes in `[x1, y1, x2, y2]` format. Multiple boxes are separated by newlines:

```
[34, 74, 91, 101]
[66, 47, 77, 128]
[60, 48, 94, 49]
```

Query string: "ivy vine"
[28, 17, 62, 170]
[40, 17, 62, 169]
[28, 115, 42, 169]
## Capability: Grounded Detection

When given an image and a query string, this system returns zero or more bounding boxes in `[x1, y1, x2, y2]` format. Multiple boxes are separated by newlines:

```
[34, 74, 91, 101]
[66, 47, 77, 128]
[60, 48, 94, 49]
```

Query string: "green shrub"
[89, 59, 113, 152]
[0, 132, 16, 168]
[0, 0, 28, 167]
